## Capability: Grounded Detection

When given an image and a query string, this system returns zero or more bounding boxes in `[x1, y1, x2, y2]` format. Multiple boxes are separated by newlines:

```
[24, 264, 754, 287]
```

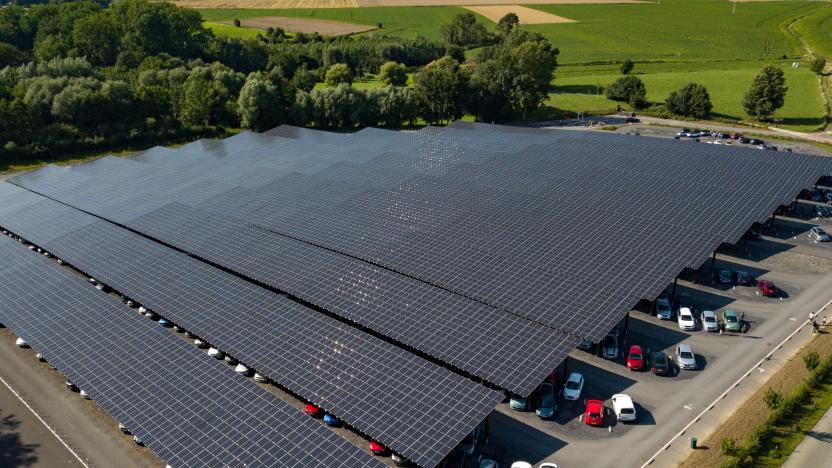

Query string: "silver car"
[701, 310, 719, 332]
[656, 297, 672, 320]
[811, 226, 831, 242]
[676, 344, 697, 370]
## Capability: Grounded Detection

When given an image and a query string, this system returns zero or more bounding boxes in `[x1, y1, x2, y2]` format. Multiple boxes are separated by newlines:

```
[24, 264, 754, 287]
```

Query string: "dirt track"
[223, 16, 375, 35]
[464, 5, 576, 24]
[176, 0, 643, 9]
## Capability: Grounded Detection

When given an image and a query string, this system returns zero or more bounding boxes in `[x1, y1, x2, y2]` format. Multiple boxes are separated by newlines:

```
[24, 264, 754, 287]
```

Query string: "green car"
[723, 309, 741, 332]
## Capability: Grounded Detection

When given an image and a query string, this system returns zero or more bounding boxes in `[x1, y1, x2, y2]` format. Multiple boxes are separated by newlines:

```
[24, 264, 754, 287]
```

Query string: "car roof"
[629, 344, 642, 352]
[724, 309, 737, 316]
[587, 399, 603, 409]
[678, 343, 693, 352]
[567, 371, 582, 380]
[759, 280, 774, 286]
[702, 309, 716, 316]
[612, 394, 633, 405]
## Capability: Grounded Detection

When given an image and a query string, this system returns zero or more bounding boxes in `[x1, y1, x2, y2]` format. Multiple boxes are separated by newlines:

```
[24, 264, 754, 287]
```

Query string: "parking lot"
[468, 202, 832, 468]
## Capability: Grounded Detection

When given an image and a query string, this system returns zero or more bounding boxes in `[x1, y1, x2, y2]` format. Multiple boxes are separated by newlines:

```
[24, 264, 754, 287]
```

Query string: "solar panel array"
[5, 123, 830, 466]
[0, 182, 502, 468]
[0, 234, 382, 468]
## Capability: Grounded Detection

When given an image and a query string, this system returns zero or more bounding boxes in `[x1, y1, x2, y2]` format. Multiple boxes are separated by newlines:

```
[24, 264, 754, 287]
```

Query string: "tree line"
[0, 0, 558, 163]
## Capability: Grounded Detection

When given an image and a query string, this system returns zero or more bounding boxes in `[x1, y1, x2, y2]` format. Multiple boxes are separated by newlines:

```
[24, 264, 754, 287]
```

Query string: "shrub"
[763, 387, 783, 410]
[606, 75, 646, 108]
[809, 56, 825, 75]
[233, 18, 241, 27]
[379, 61, 408, 86]
[325, 63, 353, 86]
[804, 350, 820, 371]
[721, 437, 739, 456]
[620, 59, 634, 75]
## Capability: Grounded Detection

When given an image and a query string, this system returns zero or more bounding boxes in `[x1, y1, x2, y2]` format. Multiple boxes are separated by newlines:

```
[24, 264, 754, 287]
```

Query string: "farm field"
[198, 0, 832, 131]
[204, 21, 264, 38]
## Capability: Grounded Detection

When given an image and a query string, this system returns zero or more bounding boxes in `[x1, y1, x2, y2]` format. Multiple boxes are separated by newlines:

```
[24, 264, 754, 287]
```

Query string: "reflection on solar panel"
[0, 235, 381, 468]
[1, 179, 574, 396]
[0, 183, 503, 468]
[9, 123, 830, 397]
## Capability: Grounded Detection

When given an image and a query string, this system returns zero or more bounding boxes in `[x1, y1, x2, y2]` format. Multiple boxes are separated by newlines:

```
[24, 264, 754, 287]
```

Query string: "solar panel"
[0, 234, 381, 468]
[0, 184, 503, 467]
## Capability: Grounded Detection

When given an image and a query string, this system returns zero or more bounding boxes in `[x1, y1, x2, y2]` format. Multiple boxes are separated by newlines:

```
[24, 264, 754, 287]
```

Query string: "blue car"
[158, 318, 172, 328]
[323, 413, 341, 427]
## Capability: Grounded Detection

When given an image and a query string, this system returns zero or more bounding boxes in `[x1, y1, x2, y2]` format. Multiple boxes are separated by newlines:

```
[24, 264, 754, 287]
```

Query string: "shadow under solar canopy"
[0, 182, 503, 468]
[0, 234, 381, 468]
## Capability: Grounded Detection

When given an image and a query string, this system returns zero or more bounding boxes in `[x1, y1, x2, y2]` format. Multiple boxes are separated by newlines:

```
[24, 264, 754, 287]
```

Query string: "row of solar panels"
[0, 233, 382, 467]
[0, 182, 502, 468]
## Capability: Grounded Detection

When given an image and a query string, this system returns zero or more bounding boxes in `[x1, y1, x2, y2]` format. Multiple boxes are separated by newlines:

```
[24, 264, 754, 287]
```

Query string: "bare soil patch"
[464, 5, 575, 24]
[221, 16, 375, 35]
[176, 0, 642, 9]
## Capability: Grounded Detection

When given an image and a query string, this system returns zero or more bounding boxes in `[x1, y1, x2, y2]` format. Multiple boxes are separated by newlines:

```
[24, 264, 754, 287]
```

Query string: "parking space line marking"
[641, 297, 832, 468]
[683, 404, 692, 410]
[0, 374, 89, 468]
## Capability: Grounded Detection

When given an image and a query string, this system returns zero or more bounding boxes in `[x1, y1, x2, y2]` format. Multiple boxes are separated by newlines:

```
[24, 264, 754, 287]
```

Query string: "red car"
[757, 280, 778, 297]
[303, 404, 323, 418]
[626, 345, 644, 371]
[369, 441, 389, 456]
[585, 400, 605, 426]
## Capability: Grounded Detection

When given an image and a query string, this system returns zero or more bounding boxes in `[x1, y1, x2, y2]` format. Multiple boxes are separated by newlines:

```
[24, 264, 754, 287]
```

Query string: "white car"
[701, 310, 719, 332]
[676, 344, 697, 370]
[15, 337, 28, 348]
[677, 307, 695, 331]
[656, 297, 672, 320]
[253, 372, 269, 384]
[611, 394, 637, 422]
[562, 372, 584, 401]
[510, 463, 533, 468]
[207, 347, 224, 359]
[234, 363, 251, 376]
[193, 339, 208, 349]
[79, 389, 91, 400]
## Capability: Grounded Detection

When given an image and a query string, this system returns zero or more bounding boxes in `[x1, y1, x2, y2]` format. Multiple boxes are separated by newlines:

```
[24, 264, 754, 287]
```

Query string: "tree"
[804, 350, 820, 371]
[498, 13, 519, 38]
[179, 69, 213, 126]
[742, 65, 787, 120]
[72, 12, 122, 66]
[442, 12, 494, 47]
[376, 85, 417, 126]
[0, 42, 25, 68]
[237, 72, 291, 132]
[325, 63, 353, 87]
[445, 44, 465, 63]
[606, 75, 647, 108]
[414, 56, 467, 123]
[665, 83, 712, 118]
[620, 59, 634, 75]
[379, 61, 408, 86]
[763, 387, 783, 410]
[810, 56, 826, 75]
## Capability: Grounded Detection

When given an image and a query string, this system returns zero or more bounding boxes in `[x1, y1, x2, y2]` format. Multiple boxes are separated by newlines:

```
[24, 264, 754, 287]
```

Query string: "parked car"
[253, 372, 269, 384]
[656, 297, 672, 320]
[304, 404, 323, 418]
[817, 205, 831, 218]
[207, 347, 223, 359]
[744, 228, 762, 241]
[702, 310, 719, 332]
[677, 307, 695, 331]
[562, 372, 584, 401]
[734, 271, 753, 286]
[718, 269, 733, 284]
[723, 309, 741, 332]
[233, 363, 251, 376]
[369, 441, 389, 456]
[461, 425, 480, 455]
[611, 394, 637, 422]
[584, 400, 605, 426]
[65, 380, 79, 392]
[676, 129, 689, 137]
[731, 133, 741, 140]
[811, 226, 831, 242]
[15, 337, 28, 348]
[758, 280, 778, 297]
[675, 344, 697, 370]
[392, 453, 412, 466]
[626, 345, 645, 371]
[602, 331, 619, 360]
[651, 351, 671, 375]
[509, 394, 528, 411]
[536, 382, 556, 419]
[577, 339, 594, 351]
[510, 463, 533, 468]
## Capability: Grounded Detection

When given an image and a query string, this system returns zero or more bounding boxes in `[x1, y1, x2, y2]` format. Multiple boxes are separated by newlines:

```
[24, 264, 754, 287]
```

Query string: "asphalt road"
[0, 328, 162, 468]
[782, 406, 832, 468]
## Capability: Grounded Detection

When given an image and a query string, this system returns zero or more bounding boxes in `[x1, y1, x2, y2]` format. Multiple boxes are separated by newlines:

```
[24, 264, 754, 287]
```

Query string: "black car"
[749, 138, 764, 145]
[739, 137, 750, 144]
[651, 351, 671, 376]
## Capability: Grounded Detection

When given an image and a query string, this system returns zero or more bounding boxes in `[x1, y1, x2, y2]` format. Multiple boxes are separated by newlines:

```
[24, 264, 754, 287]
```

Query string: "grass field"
[205, 21, 264, 38]
[551, 65, 826, 131]
[198, 0, 832, 131]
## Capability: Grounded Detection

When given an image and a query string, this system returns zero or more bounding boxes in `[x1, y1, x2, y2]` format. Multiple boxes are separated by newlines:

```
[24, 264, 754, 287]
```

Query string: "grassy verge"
[680, 329, 832, 468]
[204, 21, 264, 39]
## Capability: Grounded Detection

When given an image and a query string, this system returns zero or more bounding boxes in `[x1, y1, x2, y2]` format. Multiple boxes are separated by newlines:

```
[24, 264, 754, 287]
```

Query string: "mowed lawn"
[550, 66, 825, 131]
[199, 6, 482, 39]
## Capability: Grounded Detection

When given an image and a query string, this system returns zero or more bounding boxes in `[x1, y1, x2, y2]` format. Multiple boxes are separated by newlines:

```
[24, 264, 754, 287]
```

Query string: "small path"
[782, 406, 832, 468]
